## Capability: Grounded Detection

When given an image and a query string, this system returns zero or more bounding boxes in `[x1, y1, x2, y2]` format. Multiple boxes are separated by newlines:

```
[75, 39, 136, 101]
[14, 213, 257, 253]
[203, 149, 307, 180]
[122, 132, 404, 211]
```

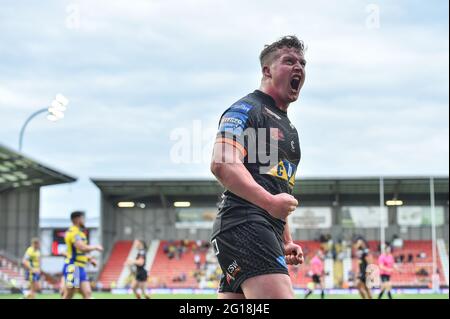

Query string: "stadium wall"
[0, 187, 40, 258]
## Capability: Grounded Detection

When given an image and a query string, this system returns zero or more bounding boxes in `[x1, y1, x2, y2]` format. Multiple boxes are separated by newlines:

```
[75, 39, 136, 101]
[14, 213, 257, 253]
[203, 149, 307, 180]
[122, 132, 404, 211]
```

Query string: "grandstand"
[0, 144, 76, 291]
[96, 239, 448, 290]
[0, 254, 27, 289]
[92, 177, 449, 291]
[0, 144, 76, 257]
[98, 241, 133, 287]
[1, 171, 448, 294]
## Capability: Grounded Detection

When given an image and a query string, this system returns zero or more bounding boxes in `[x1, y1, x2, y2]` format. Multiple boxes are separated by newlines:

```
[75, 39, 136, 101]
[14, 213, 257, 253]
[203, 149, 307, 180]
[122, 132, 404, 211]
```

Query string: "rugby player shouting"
[210, 35, 307, 299]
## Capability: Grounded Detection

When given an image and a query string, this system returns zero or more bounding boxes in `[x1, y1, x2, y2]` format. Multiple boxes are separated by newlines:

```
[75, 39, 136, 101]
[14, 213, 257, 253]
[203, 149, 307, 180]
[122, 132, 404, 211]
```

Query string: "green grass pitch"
[0, 292, 448, 299]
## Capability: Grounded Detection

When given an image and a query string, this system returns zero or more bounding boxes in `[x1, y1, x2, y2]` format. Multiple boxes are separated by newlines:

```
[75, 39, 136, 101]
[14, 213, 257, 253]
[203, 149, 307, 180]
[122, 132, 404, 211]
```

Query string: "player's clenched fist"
[284, 242, 304, 265]
[266, 193, 298, 220]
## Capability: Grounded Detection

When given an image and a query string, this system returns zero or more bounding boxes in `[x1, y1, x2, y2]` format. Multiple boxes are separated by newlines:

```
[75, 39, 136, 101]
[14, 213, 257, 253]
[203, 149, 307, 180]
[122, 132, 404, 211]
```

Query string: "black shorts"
[211, 221, 289, 294]
[312, 274, 321, 284]
[381, 274, 391, 282]
[135, 269, 148, 282]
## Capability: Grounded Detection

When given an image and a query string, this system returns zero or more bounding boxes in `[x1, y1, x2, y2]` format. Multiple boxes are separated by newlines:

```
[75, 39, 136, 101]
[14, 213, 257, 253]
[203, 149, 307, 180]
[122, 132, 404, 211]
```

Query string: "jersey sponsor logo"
[291, 140, 296, 152]
[219, 111, 249, 136]
[222, 117, 243, 125]
[226, 260, 241, 283]
[265, 159, 297, 188]
[229, 102, 253, 113]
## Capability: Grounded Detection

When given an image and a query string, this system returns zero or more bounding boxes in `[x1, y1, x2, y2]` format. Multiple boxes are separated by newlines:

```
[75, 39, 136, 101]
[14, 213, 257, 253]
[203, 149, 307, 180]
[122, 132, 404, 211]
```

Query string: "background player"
[378, 244, 398, 299]
[22, 238, 41, 299]
[304, 250, 325, 299]
[62, 211, 103, 299]
[126, 239, 150, 299]
[355, 239, 372, 299]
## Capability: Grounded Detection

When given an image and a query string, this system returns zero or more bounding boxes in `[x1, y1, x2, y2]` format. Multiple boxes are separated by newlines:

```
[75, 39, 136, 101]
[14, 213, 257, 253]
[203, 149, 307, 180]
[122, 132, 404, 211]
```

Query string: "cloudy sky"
[0, 0, 448, 219]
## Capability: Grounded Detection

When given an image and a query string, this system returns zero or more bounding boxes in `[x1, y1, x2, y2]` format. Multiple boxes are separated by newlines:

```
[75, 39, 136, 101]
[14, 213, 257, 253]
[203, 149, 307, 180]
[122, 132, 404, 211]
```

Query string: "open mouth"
[290, 76, 301, 91]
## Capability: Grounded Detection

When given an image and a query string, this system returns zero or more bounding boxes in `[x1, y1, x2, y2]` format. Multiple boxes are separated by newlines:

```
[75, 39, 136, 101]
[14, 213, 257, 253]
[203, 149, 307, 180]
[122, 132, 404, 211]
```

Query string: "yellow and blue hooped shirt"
[64, 225, 89, 268]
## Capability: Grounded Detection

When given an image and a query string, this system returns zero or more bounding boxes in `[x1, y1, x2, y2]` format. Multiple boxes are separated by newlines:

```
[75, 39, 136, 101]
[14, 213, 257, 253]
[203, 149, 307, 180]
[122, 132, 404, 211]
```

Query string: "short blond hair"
[259, 35, 305, 68]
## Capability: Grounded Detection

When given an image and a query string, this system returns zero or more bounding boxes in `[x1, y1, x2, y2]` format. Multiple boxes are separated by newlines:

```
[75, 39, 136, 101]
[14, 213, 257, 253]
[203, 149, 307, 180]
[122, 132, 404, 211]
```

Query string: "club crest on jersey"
[265, 159, 297, 188]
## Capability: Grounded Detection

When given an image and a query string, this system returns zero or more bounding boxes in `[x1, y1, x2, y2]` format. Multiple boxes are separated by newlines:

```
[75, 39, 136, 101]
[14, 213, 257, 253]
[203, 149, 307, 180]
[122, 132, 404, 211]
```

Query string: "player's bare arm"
[87, 255, 98, 267]
[211, 142, 298, 220]
[22, 258, 32, 271]
[127, 256, 145, 267]
[74, 240, 103, 253]
[379, 263, 390, 273]
[282, 221, 304, 265]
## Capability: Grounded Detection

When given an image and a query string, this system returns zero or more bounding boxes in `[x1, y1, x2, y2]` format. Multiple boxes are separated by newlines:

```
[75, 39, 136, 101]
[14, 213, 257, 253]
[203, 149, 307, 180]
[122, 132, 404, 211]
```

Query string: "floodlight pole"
[18, 108, 48, 152]
[430, 177, 438, 291]
[379, 176, 385, 253]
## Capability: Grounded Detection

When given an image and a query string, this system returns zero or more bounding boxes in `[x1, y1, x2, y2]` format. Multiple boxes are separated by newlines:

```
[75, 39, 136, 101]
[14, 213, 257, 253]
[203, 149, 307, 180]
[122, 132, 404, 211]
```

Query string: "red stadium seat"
[148, 240, 207, 289]
[98, 241, 133, 289]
